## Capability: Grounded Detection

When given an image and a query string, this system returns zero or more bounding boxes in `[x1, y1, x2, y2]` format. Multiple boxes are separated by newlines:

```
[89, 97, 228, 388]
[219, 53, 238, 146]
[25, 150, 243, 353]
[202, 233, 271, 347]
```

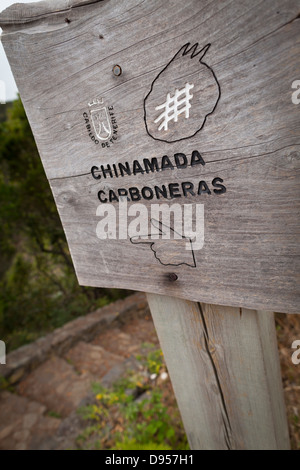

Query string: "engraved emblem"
[84, 97, 118, 147]
[90, 106, 112, 141]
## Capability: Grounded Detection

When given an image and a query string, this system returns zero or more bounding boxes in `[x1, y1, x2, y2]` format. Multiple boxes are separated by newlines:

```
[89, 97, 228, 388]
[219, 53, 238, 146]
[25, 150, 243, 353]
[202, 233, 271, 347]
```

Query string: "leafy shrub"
[77, 350, 188, 450]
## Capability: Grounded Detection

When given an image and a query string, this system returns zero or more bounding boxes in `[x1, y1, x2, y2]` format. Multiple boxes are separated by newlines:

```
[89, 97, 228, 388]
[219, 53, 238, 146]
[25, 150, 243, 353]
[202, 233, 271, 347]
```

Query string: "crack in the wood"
[13, 1, 225, 101]
[204, 143, 300, 166]
[41, 0, 150, 50]
[12, 2, 299, 110]
[0, 1, 104, 26]
[222, 414, 232, 450]
[48, 142, 300, 182]
[253, 313, 280, 449]
[104, 0, 160, 31]
[50, 172, 90, 181]
[62, 0, 259, 96]
[214, 11, 300, 68]
[203, 136, 300, 156]
[197, 302, 235, 450]
[71, 0, 105, 12]
[246, 12, 300, 49]
[285, 12, 300, 25]
[42, 31, 89, 51]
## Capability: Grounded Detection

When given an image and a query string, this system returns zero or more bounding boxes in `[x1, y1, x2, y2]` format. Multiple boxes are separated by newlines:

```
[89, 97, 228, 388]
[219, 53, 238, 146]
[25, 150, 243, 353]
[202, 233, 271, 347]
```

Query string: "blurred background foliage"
[0, 98, 128, 351]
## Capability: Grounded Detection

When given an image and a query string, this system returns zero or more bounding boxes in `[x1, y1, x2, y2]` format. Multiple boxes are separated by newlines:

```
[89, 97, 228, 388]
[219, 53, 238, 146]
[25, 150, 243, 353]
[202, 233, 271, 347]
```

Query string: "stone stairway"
[0, 293, 159, 450]
[1, 295, 299, 450]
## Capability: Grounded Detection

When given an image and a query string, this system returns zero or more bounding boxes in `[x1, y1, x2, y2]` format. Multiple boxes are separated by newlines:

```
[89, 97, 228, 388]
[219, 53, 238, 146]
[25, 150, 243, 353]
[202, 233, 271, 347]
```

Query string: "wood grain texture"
[0, 0, 299, 312]
[0, 0, 102, 25]
[147, 294, 290, 450]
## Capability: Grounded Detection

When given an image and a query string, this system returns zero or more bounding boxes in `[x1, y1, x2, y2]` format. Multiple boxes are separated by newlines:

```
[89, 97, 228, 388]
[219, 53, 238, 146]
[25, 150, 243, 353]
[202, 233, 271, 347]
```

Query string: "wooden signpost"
[1, 0, 299, 450]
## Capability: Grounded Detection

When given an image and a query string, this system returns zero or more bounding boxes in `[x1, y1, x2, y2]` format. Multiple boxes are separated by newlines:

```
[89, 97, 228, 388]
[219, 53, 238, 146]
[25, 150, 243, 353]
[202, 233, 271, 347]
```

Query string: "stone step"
[92, 328, 140, 358]
[64, 341, 123, 377]
[121, 317, 159, 346]
[17, 357, 93, 418]
[92, 318, 159, 358]
[1, 292, 147, 385]
[0, 391, 60, 450]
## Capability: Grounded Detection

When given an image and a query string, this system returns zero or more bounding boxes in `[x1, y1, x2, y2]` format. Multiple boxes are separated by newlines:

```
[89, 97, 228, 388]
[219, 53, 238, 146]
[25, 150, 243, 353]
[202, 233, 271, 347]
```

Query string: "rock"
[0, 391, 60, 450]
[17, 357, 93, 418]
[65, 342, 123, 377]
[100, 356, 140, 389]
[0, 293, 160, 450]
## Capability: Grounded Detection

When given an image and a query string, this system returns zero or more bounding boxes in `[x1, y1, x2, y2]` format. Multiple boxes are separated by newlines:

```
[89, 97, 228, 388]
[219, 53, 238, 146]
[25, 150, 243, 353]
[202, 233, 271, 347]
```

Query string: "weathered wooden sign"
[1, 0, 299, 313]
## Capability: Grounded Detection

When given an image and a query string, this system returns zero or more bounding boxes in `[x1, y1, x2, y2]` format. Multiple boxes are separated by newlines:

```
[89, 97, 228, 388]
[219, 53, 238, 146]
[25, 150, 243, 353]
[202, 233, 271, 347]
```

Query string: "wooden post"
[147, 294, 290, 450]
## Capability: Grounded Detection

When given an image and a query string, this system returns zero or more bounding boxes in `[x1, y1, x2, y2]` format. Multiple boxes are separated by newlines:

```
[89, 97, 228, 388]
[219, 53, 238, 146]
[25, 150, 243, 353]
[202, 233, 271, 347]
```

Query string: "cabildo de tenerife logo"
[83, 97, 118, 148]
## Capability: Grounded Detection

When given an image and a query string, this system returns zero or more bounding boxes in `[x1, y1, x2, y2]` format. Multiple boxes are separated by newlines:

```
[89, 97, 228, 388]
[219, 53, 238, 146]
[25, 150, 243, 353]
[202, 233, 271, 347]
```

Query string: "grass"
[76, 348, 189, 450]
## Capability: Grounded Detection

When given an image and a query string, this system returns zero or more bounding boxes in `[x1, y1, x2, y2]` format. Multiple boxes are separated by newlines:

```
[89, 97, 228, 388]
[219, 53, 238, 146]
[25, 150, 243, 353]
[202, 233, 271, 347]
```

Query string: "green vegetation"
[77, 348, 188, 450]
[0, 99, 128, 351]
[47, 411, 62, 419]
[0, 102, 13, 123]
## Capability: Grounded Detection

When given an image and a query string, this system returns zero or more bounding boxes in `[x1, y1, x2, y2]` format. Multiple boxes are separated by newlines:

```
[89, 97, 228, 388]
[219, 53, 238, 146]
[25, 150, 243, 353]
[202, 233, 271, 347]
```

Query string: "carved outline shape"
[144, 42, 221, 143]
[130, 218, 196, 268]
